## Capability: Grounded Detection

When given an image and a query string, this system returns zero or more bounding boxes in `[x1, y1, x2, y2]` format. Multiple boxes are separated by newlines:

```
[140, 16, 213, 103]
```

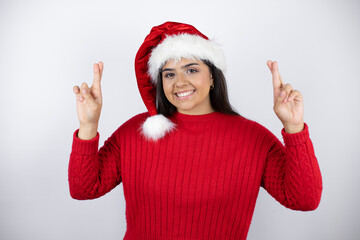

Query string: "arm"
[261, 124, 323, 210]
[69, 61, 123, 199]
[261, 60, 322, 210]
[68, 128, 122, 200]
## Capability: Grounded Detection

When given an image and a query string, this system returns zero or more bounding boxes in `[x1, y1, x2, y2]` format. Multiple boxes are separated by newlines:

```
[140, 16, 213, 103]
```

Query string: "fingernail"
[280, 91, 285, 97]
[82, 88, 87, 94]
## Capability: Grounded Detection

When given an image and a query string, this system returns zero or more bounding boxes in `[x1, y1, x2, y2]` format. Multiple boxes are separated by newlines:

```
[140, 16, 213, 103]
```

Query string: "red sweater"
[68, 111, 322, 240]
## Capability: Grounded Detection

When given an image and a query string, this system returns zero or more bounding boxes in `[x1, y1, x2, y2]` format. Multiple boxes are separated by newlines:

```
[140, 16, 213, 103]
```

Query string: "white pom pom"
[141, 114, 176, 141]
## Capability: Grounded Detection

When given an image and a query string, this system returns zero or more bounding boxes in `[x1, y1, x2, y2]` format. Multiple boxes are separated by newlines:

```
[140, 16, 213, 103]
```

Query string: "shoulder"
[112, 112, 149, 136]
[216, 112, 246, 124]
[222, 113, 276, 139]
[217, 113, 264, 130]
[122, 112, 149, 126]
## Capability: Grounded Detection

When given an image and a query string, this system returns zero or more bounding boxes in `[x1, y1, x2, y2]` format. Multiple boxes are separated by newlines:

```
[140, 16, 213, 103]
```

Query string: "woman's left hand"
[267, 60, 304, 134]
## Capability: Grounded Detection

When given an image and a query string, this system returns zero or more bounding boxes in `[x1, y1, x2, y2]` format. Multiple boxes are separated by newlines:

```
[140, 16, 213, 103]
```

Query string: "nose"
[175, 72, 187, 88]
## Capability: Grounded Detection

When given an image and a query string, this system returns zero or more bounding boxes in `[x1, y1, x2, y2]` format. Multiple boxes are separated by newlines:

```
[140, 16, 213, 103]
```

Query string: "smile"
[175, 90, 195, 99]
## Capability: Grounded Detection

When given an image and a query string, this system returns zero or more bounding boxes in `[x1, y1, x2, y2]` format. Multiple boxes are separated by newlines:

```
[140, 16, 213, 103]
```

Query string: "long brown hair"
[156, 59, 240, 117]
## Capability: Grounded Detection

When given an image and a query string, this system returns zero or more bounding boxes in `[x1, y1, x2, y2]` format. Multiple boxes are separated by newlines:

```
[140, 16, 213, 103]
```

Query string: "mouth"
[174, 90, 195, 99]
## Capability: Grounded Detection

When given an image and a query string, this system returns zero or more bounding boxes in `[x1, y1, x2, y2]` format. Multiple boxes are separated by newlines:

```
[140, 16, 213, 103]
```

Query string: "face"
[161, 58, 214, 115]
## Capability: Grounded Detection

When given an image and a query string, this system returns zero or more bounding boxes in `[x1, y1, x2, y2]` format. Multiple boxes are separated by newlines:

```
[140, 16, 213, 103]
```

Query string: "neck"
[177, 108, 215, 115]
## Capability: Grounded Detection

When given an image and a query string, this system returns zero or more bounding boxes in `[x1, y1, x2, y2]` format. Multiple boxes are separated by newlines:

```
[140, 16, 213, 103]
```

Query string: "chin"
[175, 104, 196, 112]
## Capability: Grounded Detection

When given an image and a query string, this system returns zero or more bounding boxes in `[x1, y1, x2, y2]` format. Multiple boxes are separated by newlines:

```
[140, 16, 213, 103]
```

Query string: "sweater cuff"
[281, 123, 309, 146]
[72, 129, 100, 154]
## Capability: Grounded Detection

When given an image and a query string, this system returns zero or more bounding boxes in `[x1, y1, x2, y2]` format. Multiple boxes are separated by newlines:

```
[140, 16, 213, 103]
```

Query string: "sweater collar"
[171, 111, 223, 123]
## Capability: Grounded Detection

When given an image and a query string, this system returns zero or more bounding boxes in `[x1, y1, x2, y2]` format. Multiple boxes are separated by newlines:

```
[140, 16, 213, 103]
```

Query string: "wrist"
[79, 123, 98, 130]
[78, 124, 98, 140]
[283, 122, 304, 134]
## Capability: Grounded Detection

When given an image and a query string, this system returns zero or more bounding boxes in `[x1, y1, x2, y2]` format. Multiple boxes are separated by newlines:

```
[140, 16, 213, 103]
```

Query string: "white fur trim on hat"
[148, 33, 226, 83]
[141, 114, 176, 141]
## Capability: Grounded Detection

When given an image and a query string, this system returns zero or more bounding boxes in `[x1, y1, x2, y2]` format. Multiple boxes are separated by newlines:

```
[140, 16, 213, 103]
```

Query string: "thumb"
[274, 89, 286, 105]
[82, 88, 100, 110]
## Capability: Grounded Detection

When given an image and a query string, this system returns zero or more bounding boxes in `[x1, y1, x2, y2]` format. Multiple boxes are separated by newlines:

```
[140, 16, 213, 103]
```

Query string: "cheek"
[162, 81, 173, 98]
[196, 77, 211, 93]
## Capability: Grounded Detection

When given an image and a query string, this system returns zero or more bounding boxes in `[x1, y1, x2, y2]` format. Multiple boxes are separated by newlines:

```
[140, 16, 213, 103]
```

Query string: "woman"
[69, 22, 323, 240]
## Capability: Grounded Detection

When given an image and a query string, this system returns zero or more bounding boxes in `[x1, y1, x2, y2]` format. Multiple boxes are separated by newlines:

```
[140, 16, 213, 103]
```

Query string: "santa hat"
[135, 21, 226, 141]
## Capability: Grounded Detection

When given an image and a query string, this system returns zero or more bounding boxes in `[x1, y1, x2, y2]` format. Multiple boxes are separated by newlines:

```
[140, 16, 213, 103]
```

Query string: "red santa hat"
[135, 21, 226, 141]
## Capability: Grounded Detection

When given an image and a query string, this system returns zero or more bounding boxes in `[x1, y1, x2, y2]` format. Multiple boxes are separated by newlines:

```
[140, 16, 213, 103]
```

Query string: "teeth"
[176, 90, 194, 97]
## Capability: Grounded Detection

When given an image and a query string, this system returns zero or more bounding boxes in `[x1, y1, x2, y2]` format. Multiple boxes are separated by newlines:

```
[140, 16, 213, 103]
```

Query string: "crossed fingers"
[73, 62, 104, 102]
[267, 60, 301, 103]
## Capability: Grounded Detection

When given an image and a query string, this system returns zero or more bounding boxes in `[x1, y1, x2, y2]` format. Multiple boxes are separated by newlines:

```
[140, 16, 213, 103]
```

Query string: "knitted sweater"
[68, 111, 323, 240]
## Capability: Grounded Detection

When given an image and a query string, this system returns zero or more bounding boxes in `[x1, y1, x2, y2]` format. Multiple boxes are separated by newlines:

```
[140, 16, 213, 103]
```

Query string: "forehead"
[162, 58, 204, 69]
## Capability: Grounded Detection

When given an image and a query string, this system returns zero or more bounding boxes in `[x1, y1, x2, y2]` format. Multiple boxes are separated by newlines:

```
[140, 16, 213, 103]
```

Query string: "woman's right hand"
[73, 62, 104, 138]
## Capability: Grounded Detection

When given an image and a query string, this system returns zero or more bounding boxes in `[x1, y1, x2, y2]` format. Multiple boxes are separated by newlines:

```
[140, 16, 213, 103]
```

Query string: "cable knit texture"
[68, 112, 323, 240]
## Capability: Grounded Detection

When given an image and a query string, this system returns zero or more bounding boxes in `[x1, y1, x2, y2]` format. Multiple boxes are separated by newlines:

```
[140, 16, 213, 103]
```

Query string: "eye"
[187, 68, 198, 74]
[164, 72, 175, 78]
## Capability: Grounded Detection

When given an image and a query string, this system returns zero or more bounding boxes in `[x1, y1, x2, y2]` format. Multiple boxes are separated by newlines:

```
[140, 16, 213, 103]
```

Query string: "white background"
[1, 0, 359, 239]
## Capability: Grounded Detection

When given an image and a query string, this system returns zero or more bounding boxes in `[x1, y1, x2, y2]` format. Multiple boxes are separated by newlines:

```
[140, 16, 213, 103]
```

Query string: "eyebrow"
[161, 63, 199, 72]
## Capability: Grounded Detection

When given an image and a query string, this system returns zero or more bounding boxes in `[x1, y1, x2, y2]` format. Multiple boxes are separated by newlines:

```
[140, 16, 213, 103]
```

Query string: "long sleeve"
[261, 123, 323, 211]
[68, 128, 122, 200]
